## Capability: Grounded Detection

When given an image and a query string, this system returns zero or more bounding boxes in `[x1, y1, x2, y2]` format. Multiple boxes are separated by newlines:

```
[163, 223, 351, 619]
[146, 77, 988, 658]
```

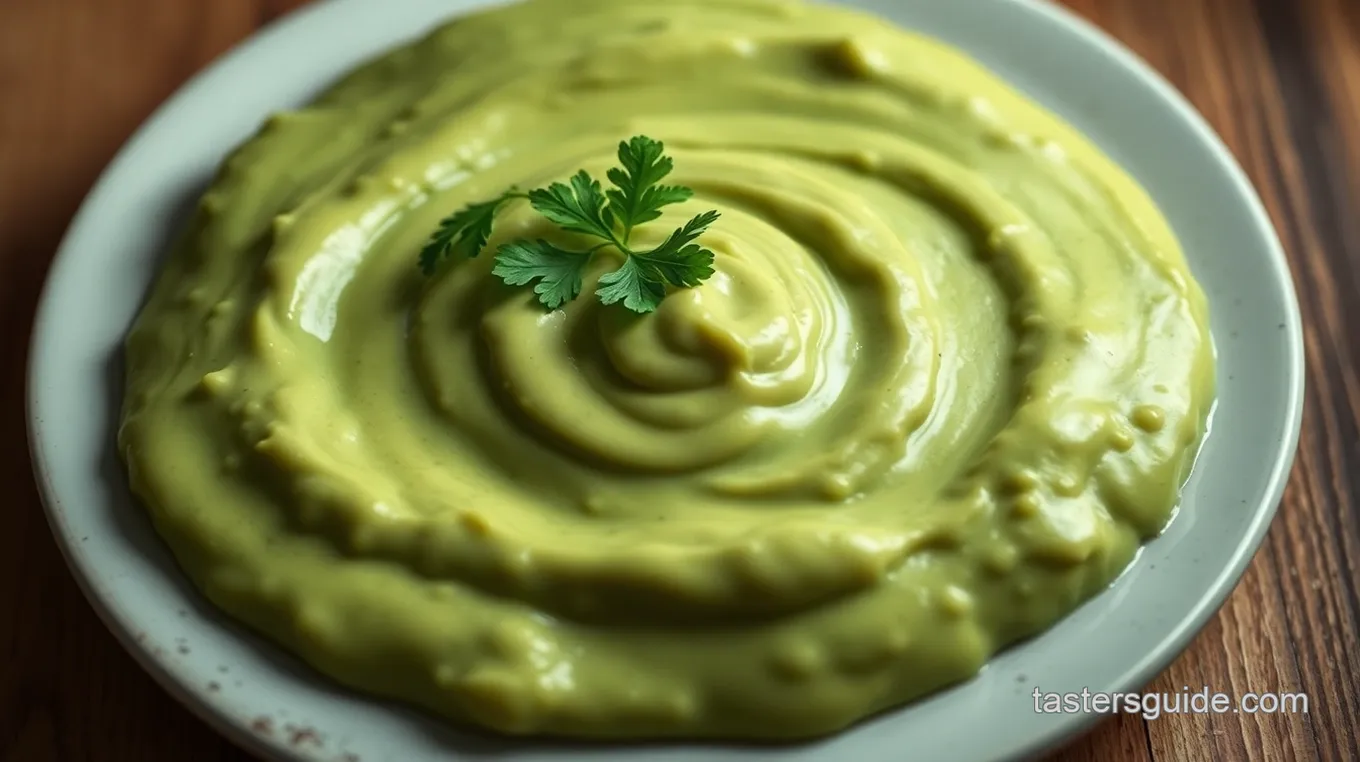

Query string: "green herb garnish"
[418, 136, 719, 314]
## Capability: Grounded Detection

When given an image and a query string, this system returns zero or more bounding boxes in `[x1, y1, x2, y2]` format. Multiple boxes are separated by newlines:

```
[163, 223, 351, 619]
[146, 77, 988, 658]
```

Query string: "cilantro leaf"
[419, 135, 721, 314]
[527, 170, 615, 240]
[605, 136, 693, 237]
[595, 257, 668, 314]
[632, 210, 719, 287]
[418, 191, 516, 275]
[492, 240, 591, 309]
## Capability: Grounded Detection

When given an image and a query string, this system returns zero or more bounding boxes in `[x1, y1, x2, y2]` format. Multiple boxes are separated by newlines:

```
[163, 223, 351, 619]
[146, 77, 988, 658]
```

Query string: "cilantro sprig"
[418, 136, 719, 314]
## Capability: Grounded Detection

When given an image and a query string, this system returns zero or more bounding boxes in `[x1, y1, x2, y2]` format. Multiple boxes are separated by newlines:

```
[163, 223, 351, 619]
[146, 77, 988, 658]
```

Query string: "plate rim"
[24, 0, 1306, 760]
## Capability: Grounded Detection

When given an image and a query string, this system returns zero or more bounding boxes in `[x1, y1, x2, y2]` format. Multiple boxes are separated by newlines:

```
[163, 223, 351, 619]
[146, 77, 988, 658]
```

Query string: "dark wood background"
[2, 0, 1357, 760]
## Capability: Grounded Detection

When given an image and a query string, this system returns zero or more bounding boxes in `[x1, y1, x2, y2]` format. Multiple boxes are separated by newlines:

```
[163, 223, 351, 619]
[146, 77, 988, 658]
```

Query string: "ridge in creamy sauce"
[120, 0, 1215, 740]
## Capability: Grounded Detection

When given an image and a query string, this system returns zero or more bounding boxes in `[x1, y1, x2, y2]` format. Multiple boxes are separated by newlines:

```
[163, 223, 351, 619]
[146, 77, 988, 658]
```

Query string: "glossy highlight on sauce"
[119, 0, 1216, 740]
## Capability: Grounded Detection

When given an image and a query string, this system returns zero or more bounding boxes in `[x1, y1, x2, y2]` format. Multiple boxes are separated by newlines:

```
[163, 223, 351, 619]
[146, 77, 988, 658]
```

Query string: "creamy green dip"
[119, 0, 1215, 740]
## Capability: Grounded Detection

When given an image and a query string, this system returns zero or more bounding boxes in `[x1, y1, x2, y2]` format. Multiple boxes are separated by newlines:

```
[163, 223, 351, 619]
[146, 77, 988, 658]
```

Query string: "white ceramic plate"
[27, 1, 1304, 760]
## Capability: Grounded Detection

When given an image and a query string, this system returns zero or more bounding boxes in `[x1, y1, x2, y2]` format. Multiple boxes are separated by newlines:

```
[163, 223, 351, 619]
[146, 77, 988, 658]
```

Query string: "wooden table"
[2, 1, 1357, 760]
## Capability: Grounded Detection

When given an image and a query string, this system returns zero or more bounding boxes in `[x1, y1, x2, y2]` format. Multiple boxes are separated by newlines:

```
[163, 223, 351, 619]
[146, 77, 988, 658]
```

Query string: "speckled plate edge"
[25, 1, 1305, 761]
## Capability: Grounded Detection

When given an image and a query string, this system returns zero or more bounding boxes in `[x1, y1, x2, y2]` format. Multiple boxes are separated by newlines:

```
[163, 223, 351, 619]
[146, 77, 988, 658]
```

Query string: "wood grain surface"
[1, 0, 1356, 760]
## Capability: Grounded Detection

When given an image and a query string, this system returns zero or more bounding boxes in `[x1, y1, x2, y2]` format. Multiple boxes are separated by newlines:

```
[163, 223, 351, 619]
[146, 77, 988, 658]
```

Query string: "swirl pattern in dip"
[119, 0, 1216, 740]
